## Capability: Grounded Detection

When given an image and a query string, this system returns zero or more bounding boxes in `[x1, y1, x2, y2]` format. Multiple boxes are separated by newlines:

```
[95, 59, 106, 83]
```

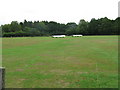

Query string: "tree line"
[0, 17, 119, 37]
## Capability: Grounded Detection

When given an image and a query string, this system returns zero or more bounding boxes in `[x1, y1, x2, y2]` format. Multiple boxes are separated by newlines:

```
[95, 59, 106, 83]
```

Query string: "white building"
[72, 35, 83, 37]
[52, 35, 66, 38]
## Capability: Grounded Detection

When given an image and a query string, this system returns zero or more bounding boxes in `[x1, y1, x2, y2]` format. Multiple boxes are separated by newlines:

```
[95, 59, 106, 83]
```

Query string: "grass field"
[2, 36, 118, 88]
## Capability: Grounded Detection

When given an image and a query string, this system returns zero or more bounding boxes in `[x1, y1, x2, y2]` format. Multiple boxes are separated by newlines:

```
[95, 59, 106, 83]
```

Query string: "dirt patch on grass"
[16, 69, 24, 72]
[76, 72, 88, 74]
[34, 63, 48, 66]
[57, 80, 70, 87]
[49, 69, 72, 75]
[17, 78, 27, 84]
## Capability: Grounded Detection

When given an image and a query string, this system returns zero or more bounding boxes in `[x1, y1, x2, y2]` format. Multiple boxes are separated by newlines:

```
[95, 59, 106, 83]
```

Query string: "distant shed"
[72, 35, 83, 37]
[52, 35, 66, 38]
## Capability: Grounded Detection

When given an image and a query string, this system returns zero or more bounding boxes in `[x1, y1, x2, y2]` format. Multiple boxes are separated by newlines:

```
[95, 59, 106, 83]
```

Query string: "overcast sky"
[0, 0, 119, 25]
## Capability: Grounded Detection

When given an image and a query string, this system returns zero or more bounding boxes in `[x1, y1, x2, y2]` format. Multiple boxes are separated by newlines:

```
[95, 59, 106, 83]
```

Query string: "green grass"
[2, 36, 118, 88]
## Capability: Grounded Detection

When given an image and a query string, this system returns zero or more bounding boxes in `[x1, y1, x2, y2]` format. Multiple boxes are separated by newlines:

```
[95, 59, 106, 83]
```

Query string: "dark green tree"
[10, 21, 21, 32]
[66, 22, 78, 35]
[77, 19, 89, 35]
